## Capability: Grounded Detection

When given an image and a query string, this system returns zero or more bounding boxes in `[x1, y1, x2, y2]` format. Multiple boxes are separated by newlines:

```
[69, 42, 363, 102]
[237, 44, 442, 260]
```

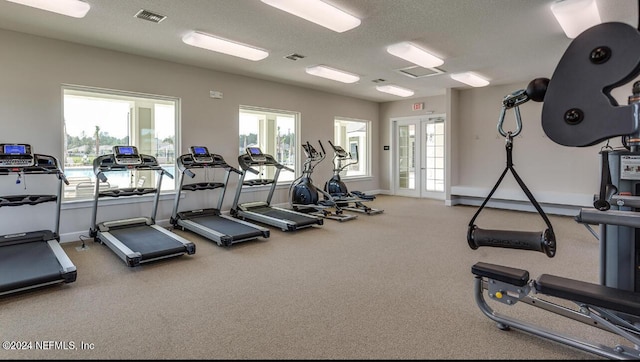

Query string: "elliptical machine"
[289, 141, 356, 222]
[324, 140, 383, 215]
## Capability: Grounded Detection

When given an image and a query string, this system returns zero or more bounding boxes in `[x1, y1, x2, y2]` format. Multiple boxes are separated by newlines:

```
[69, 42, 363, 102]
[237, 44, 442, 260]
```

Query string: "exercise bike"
[324, 140, 383, 215]
[289, 141, 356, 222]
[467, 18, 640, 360]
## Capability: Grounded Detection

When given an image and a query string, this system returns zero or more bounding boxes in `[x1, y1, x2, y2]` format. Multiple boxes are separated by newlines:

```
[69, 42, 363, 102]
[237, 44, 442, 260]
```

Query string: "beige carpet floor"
[0, 195, 628, 359]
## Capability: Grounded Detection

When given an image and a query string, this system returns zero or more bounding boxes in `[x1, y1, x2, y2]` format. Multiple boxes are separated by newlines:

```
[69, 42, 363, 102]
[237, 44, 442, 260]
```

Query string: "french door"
[393, 115, 445, 199]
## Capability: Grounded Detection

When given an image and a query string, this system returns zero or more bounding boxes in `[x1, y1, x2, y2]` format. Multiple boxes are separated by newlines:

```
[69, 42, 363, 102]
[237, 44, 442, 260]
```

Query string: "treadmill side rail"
[47, 240, 78, 276]
[96, 231, 143, 267]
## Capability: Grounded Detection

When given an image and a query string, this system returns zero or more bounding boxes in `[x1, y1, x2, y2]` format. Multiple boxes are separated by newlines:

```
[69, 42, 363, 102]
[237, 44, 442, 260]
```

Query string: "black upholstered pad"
[471, 262, 529, 287]
[535, 274, 640, 316]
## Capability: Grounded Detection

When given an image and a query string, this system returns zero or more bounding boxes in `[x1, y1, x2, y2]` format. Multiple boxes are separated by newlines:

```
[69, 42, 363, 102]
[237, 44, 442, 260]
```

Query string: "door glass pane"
[424, 118, 445, 193]
[398, 124, 415, 190]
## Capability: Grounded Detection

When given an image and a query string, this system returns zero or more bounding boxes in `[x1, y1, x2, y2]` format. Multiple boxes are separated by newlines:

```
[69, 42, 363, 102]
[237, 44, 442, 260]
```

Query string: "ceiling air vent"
[284, 53, 306, 61]
[371, 79, 386, 83]
[134, 9, 167, 23]
[397, 65, 445, 79]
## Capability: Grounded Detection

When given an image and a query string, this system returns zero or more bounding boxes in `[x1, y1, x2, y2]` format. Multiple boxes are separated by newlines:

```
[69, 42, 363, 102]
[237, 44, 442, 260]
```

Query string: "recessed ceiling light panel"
[182, 31, 269, 61]
[6, 0, 90, 18]
[305, 65, 360, 84]
[450, 72, 490, 87]
[550, 0, 601, 38]
[261, 0, 361, 33]
[376, 84, 415, 97]
[386, 42, 444, 68]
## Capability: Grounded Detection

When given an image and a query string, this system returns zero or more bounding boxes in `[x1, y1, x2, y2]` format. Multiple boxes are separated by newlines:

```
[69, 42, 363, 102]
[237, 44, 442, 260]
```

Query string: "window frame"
[333, 117, 371, 179]
[61, 84, 181, 203]
[239, 105, 300, 184]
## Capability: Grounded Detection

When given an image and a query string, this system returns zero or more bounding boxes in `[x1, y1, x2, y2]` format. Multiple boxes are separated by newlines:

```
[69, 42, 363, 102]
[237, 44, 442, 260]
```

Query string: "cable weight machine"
[467, 82, 556, 258]
[467, 18, 640, 359]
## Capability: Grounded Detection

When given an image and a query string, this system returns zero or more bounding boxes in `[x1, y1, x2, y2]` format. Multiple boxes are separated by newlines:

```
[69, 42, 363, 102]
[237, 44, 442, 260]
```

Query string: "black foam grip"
[468, 226, 556, 258]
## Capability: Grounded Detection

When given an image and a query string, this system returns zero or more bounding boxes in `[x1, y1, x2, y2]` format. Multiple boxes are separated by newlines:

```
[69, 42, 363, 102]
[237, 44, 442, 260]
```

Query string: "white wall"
[378, 79, 640, 216]
[0, 29, 379, 241]
[3, 27, 639, 241]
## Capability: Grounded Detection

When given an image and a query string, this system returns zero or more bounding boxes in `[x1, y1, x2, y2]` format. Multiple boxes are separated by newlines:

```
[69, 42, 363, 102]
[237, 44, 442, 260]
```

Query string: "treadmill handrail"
[0, 194, 58, 207]
[90, 152, 168, 236]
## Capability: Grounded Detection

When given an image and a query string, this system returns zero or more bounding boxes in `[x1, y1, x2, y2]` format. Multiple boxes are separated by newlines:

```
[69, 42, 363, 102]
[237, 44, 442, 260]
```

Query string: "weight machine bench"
[472, 262, 640, 359]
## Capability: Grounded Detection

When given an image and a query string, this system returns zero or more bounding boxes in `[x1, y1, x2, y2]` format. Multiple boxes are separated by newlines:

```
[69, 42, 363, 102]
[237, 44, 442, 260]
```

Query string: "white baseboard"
[448, 186, 593, 217]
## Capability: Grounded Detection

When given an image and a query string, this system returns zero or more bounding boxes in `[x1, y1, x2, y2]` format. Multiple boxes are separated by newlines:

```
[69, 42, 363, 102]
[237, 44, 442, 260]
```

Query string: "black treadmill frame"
[0, 151, 77, 297]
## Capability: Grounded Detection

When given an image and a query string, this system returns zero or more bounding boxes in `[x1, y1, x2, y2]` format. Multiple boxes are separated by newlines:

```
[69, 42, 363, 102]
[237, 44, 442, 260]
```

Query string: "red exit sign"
[412, 102, 424, 111]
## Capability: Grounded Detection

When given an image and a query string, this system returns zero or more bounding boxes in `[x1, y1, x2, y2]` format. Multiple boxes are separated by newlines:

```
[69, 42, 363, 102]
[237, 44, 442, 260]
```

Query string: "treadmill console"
[302, 143, 319, 159]
[0, 143, 34, 167]
[333, 145, 349, 158]
[113, 145, 142, 165]
[190, 146, 214, 163]
[246, 147, 267, 163]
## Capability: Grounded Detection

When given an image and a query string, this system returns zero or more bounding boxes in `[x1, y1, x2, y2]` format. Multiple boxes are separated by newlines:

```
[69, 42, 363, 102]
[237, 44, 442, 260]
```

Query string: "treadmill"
[171, 146, 270, 247]
[89, 145, 195, 267]
[0, 143, 77, 296]
[231, 147, 323, 231]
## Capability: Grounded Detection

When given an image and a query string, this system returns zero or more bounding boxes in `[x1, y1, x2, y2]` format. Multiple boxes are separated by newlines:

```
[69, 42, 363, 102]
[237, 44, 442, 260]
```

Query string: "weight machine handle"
[467, 225, 556, 258]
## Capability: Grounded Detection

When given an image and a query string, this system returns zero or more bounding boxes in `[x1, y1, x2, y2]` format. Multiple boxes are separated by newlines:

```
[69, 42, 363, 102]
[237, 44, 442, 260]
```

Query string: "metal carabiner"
[497, 89, 526, 138]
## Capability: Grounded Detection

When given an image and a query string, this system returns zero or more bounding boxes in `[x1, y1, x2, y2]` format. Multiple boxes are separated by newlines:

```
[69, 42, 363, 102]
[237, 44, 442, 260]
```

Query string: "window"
[239, 106, 299, 183]
[333, 118, 370, 178]
[62, 86, 179, 201]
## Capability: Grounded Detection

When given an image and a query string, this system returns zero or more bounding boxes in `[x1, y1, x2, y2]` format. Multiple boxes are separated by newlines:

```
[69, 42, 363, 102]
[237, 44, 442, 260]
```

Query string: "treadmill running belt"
[0, 242, 65, 294]
[248, 205, 319, 226]
[190, 215, 264, 240]
[108, 225, 187, 260]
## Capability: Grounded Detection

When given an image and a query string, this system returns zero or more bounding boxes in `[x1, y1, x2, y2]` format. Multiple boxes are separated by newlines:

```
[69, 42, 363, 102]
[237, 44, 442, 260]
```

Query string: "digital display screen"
[303, 144, 317, 156]
[192, 146, 208, 155]
[248, 147, 263, 156]
[3, 144, 26, 155]
[116, 146, 135, 155]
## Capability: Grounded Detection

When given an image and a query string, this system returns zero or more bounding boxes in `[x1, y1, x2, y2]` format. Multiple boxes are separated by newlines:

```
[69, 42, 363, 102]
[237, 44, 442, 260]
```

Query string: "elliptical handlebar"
[318, 140, 326, 156]
[302, 141, 326, 175]
[327, 139, 358, 173]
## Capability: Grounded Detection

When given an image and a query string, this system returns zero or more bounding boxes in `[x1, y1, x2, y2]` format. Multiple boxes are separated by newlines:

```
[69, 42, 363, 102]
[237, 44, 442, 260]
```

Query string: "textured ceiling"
[0, 0, 637, 102]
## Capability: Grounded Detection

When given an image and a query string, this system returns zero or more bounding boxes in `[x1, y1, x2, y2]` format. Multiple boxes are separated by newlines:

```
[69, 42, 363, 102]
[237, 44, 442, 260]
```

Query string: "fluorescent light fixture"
[450, 72, 490, 87]
[6, 0, 90, 18]
[375, 84, 415, 97]
[550, 0, 601, 38]
[182, 31, 269, 61]
[305, 65, 360, 84]
[261, 0, 361, 33]
[386, 42, 444, 68]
